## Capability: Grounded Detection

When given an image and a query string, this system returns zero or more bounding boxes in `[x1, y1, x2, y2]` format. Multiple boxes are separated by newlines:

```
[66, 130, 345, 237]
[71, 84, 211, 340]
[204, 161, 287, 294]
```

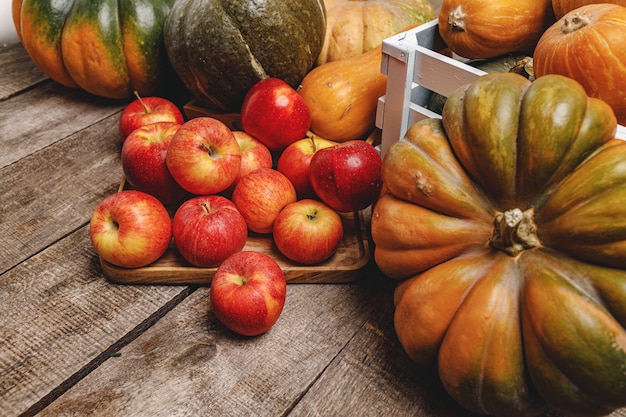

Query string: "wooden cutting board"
[101, 209, 370, 285]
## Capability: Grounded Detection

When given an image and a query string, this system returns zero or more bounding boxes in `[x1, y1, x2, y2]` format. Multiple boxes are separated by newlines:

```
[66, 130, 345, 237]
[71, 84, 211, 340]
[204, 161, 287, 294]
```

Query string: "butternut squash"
[299, 45, 386, 142]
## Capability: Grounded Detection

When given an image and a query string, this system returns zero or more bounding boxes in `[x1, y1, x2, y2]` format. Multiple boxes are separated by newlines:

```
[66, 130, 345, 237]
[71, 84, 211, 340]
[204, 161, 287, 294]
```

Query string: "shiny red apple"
[277, 136, 338, 199]
[231, 168, 297, 234]
[166, 117, 242, 195]
[309, 140, 383, 212]
[240, 77, 311, 152]
[210, 251, 287, 337]
[89, 190, 172, 268]
[121, 121, 188, 205]
[119, 93, 184, 142]
[172, 195, 248, 267]
[273, 199, 344, 265]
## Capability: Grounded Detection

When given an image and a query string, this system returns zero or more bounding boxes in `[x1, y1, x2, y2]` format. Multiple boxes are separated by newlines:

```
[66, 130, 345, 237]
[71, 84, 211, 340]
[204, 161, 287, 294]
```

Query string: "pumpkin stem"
[490, 208, 540, 257]
[561, 12, 591, 34]
[448, 5, 467, 32]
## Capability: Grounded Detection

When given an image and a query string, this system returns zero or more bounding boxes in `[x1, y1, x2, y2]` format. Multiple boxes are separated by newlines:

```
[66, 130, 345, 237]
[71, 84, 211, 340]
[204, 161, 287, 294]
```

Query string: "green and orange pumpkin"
[12, 0, 176, 99]
[372, 72, 626, 417]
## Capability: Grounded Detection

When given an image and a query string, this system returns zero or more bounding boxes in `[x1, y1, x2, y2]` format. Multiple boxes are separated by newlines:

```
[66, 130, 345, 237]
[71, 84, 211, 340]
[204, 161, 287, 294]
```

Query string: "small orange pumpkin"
[533, 3, 626, 126]
[438, 0, 556, 59]
[552, 0, 626, 18]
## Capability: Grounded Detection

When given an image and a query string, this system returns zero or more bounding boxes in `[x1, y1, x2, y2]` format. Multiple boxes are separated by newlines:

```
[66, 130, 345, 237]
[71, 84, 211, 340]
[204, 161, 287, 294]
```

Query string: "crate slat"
[376, 19, 626, 157]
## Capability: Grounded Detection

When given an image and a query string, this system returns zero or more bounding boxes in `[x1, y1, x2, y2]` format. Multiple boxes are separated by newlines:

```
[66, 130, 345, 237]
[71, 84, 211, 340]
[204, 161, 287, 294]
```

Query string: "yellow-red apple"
[231, 168, 297, 234]
[119, 93, 184, 142]
[232, 130, 273, 184]
[166, 117, 241, 195]
[89, 190, 172, 268]
[273, 199, 344, 265]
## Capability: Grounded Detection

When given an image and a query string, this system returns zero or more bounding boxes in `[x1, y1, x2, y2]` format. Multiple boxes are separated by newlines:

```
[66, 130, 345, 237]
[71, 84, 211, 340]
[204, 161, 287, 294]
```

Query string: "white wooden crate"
[375, 19, 626, 157]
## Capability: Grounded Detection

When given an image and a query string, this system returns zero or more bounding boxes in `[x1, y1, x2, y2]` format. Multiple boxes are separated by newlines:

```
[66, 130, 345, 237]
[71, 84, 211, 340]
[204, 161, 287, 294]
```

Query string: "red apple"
[210, 251, 286, 336]
[276, 136, 338, 199]
[231, 168, 297, 234]
[89, 190, 172, 268]
[240, 77, 311, 152]
[166, 117, 242, 195]
[273, 199, 344, 265]
[121, 121, 188, 205]
[172, 195, 248, 267]
[232, 130, 273, 184]
[309, 140, 383, 213]
[119, 93, 184, 142]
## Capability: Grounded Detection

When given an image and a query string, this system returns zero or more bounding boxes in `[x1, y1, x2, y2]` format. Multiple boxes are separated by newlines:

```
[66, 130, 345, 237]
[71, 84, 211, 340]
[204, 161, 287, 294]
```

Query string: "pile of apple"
[89, 78, 383, 336]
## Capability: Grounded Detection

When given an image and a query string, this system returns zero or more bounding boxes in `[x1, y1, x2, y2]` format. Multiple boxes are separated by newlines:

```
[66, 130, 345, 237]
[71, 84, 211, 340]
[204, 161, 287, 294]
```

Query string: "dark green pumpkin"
[163, 0, 326, 112]
[372, 72, 626, 417]
[12, 0, 175, 99]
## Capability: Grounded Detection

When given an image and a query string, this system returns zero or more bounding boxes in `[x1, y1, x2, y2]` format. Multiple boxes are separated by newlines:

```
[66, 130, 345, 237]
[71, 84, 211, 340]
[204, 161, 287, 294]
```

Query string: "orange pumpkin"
[552, 0, 626, 18]
[372, 72, 626, 417]
[533, 3, 626, 126]
[438, 0, 556, 59]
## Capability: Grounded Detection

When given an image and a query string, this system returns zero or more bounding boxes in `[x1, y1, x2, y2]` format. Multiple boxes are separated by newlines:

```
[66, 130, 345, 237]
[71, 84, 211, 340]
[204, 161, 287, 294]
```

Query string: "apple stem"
[200, 202, 211, 214]
[199, 142, 215, 156]
[133, 90, 151, 113]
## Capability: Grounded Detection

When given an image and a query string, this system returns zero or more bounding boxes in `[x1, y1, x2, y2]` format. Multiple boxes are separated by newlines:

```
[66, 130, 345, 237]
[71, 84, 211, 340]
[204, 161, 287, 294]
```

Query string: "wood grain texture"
[39, 275, 390, 416]
[0, 43, 47, 100]
[0, 115, 123, 274]
[0, 226, 187, 417]
[0, 82, 123, 169]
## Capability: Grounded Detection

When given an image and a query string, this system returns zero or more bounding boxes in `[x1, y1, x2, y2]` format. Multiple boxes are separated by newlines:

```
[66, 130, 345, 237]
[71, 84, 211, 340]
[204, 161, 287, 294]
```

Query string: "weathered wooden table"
[2, 41, 625, 417]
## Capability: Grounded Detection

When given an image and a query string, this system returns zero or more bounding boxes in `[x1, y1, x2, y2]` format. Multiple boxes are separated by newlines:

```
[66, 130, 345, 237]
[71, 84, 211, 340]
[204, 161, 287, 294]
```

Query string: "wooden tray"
[101, 209, 371, 286]
[183, 99, 242, 130]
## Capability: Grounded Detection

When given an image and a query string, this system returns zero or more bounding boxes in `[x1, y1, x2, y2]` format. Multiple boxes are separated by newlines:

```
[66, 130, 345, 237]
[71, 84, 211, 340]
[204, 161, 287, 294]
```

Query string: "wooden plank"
[0, 82, 124, 169]
[0, 43, 48, 100]
[0, 226, 187, 417]
[38, 273, 390, 416]
[0, 114, 123, 274]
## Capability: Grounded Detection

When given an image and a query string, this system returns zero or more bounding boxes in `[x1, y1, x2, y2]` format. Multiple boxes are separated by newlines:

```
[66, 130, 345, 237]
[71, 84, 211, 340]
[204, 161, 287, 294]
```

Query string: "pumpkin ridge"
[521, 254, 626, 412]
[438, 254, 546, 416]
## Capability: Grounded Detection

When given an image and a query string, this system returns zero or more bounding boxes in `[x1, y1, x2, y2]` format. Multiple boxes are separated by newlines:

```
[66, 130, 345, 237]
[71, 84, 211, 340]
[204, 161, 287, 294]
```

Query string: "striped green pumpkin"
[12, 0, 175, 99]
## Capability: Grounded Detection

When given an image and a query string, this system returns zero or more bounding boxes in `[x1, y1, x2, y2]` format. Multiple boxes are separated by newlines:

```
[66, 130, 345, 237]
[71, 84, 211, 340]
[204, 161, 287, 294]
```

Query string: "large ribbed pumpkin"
[12, 0, 175, 99]
[164, 0, 326, 113]
[372, 72, 626, 417]
[533, 3, 626, 126]
[317, 0, 435, 65]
